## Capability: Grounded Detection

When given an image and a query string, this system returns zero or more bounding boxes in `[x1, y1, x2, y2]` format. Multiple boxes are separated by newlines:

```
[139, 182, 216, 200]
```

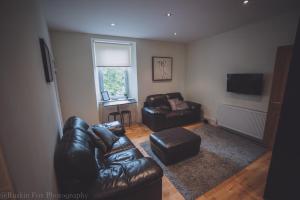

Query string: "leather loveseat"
[142, 92, 201, 131]
[54, 116, 163, 200]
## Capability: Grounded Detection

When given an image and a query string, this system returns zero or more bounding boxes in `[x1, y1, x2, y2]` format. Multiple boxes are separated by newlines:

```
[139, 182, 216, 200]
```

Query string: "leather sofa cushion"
[88, 157, 163, 199]
[87, 128, 108, 153]
[104, 148, 143, 165]
[165, 110, 193, 118]
[107, 136, 135, 156]
[95, 144, 142, 169]
[95, 148, 105, 169]
[63, 116, 89, 132]
[168, 99, 189, 111]
[92, 125, 119, 148]
[143, 107, 169, 115]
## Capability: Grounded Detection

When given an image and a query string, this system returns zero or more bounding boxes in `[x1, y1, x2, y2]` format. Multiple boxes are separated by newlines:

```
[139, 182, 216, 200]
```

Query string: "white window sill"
[97, 97, 137, 104]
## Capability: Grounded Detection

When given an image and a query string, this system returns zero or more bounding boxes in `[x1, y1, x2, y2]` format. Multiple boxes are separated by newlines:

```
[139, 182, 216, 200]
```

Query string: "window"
[93, 40, 134, 100]
[98, 67, 128, 98]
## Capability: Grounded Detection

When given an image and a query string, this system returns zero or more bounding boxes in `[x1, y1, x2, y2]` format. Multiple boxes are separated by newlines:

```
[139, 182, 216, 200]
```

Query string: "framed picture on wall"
[101, 91, 110, 101]
[152, 56, 172, 81]
[39, 38, 53, 83]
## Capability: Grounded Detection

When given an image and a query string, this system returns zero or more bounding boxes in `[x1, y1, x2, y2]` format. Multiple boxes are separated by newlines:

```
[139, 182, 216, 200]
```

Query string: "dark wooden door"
[263, 46, 293, 148]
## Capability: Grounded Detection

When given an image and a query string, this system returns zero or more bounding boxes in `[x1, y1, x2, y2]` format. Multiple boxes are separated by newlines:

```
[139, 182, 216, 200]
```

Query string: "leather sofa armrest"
[185, 101, 201, 110]
[92, 121, 125, 136]
[123, 157, 163, 184]
[88, 157, 163, 199]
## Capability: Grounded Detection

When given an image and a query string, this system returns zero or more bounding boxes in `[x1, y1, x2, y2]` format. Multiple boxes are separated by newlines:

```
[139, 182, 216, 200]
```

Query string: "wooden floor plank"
[125, 123, 271, 200]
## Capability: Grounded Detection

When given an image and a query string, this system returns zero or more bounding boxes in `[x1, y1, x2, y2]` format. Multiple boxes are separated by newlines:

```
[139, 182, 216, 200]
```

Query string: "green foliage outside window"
[101, 67, 128, 98]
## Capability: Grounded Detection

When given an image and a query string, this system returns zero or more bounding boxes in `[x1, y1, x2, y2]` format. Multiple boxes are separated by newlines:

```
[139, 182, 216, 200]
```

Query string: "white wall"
[185, 13, 299, 123]
[0, 0, 62, 195]
[50, 31, 187, 124]
[136, 40, 187, 113]
[50, 32, 99, 124]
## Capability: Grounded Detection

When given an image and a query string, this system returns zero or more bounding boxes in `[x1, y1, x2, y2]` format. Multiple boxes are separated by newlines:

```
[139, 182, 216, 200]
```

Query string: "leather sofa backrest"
[63, 116, 89, 132]
[165, 92, 184, 101]
[145, 94, 170, 108]
[144, 92, 184, 108]
[55, 117, 97, 184]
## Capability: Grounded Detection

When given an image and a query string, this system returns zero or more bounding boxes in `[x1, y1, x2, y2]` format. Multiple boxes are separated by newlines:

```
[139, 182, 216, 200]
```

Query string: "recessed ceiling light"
[173, 32, 177, 36]
[110, 23, 116, 26]
[166, 12, 174, 17]
[243, 0, 249, 5]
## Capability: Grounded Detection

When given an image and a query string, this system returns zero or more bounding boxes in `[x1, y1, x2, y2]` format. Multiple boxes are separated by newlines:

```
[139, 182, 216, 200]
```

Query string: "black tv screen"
[227, 73, 263, 95]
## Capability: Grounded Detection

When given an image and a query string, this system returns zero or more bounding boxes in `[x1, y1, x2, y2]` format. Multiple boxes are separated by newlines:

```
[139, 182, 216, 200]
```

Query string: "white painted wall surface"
[0, 0, 62, 195]
[185, 13, 299, 123]
[51, 31, 187, 123]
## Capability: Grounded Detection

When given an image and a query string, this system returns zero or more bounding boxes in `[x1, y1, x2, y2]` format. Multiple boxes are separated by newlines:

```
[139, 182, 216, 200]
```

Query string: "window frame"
[91, 39, 134, 102]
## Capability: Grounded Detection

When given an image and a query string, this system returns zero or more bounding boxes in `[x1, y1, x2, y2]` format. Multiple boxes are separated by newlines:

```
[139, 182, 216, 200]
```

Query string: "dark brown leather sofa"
[54, 117, 163, 200]
[142, 92, 201, 131]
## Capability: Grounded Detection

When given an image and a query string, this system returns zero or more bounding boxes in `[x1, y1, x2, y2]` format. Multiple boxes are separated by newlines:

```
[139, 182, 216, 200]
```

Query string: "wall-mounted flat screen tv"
[227, 73, 263, 95]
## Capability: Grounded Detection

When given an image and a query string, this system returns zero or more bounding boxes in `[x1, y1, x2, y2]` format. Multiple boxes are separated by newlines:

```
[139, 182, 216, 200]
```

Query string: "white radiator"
[217, 104, 266, 140]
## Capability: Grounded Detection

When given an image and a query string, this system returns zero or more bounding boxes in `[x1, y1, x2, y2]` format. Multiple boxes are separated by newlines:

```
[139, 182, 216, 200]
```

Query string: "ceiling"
[44, 0, 300, 43]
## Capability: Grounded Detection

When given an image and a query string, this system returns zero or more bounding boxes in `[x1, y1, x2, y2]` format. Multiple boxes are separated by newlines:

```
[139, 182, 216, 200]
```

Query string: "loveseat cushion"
[87, 128, 108, 153]
[95, 148, 105, 169]
[104, 148, 143, 165]
[92, 126, 119, 148]
[88, 158, 163, 199]
[165, 110, 193, 119]
[143, 107, 169, 115]
[108, 136, 135, 155]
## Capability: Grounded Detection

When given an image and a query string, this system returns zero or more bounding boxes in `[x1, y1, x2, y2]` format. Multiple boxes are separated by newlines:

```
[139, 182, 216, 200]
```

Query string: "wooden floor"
[125, 123, 272, 200]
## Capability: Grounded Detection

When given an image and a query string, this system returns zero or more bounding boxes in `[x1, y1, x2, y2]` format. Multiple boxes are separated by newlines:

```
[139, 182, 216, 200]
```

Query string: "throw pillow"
[176, 101, 189, 110]
[86, 128, 108, 153]
[168, 98, 179, 111]
[92, 126, 119, 148]
[168, 98, 189, 111]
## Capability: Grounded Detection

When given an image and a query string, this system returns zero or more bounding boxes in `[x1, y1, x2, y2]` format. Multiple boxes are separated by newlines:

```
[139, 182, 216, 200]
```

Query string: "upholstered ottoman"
[150, 127, 201, 165]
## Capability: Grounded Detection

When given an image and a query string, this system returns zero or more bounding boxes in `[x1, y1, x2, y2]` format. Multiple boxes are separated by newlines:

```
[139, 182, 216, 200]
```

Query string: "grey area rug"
[140, 125, 266, 200]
